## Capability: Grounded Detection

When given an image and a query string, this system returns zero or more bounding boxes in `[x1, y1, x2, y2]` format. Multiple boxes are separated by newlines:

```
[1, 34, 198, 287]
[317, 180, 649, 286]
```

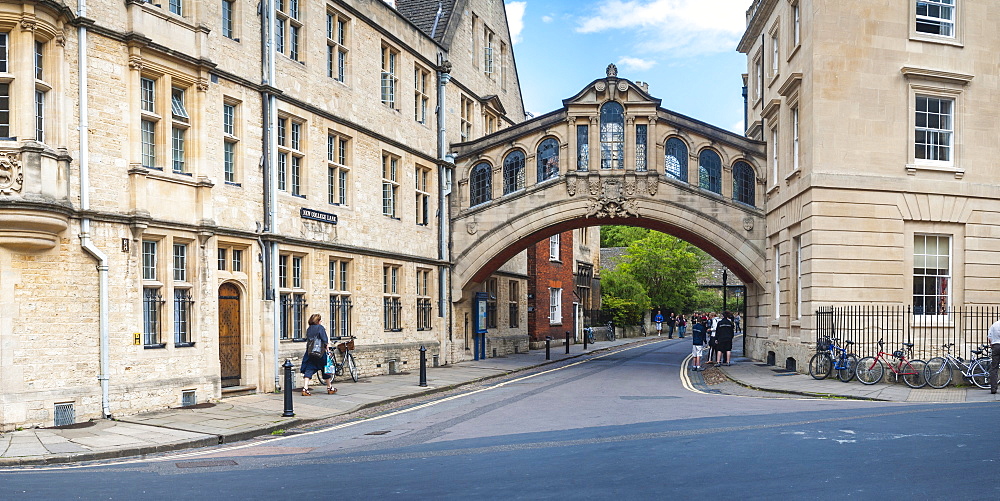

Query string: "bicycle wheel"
[969, 359, 991, 389]
[902, 359, 927, 389]
[856, 357, 884, 385]
[808, 353, 833, 380]
[923, 357, 952, 389]
[837, 354, 858, 383]
[346, 352, 359, 382]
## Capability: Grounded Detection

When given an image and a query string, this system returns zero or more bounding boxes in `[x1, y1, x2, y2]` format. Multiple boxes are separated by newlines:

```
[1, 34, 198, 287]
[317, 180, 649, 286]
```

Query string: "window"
[139, 76, 193, 173]
[382, 153, 398, 217]
[232, 249, 243, 272]
[277, 117, 305, 195]
[576, 264, 593, 311]
[792, 106, 800, 172]
[142, 240, 158, 280]
[549, 288, 562, 325]
[218, 248, 227, 271]
[414, 65, 429, 123]
[600, 102, 624, 170]
[770, 33, 779, 77]
[380, 44, 399, 108]
[34, 41, 46, 142]
[773, 244, 781, 319]
[0, 82, 9, 138]
[0, 32, 8, 73]
[169, 0, 183, 16]
[171, 126, 186, 174]
[215, 244, 244, 274]
[483, 26, 495, 77]
[635, 124, 647, 172]
[327, 10, 350, 82]
[770, 126, 779, 183]
[415, 165, 431, 225]
[914, 234, 951, 315]
[172, 243, 187, 282]
[508, 280, 519, 328]
[143, 287, 164, 347]
[914, 95, 953, 165]
[698, 150, 722, 194]
[223, 101, 239, 184]
[329, 258, 352, 338]
[916, 0, 955, 37]
[503, 150, 525, 195]
[469, 162, 492, 207]
[277, 0, 302, 61]
[383, 265, 401, 331]
[794, 236, 802, 319]
[754, 56, 763, 101]
[482, 278, 498, 329]
[173, 288, 193, 345]
[576, 124, 589, 171]
[664, 138, 688, 182]
[549, 234, 560, 261]
[537, 138, 560, 182]
[327, 133, 350, 205]
[792, 3, 801, 47]
[222, 0, 236, 39]
[484, 110, 498, 135]
[460, 95, 473, 141]
[417, 268, 433, 330]
[278, 253, 307, 341]
[733, 161, 756, 207]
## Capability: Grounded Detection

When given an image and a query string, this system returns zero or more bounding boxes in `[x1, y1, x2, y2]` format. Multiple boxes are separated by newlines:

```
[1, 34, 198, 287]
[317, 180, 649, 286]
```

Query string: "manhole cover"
[176, 460, 238, 468]
[365, 430, 391, 435]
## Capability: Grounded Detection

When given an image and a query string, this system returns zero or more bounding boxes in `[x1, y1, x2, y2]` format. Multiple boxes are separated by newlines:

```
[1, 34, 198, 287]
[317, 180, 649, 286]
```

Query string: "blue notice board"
[474, 292, 488, 334]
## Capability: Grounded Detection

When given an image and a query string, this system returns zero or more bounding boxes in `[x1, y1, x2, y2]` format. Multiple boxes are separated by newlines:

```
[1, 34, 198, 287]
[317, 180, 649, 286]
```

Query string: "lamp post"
[722, 269, 729, 313]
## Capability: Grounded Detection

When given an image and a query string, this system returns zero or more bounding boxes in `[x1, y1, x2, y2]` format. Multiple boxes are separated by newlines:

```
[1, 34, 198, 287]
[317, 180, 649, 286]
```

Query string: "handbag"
[306, 338, 324, 362]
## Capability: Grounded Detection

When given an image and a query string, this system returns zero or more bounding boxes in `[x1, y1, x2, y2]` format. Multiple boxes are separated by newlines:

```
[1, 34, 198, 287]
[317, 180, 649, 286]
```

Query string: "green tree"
[618, 232, 707, 315]
[600, 268, 651, 326]
[600, 225, 650, 248]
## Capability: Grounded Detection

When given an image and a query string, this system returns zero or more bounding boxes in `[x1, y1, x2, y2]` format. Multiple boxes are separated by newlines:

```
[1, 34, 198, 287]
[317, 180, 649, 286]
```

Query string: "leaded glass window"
[470, 162, 492, 207]
[600, 101, 624, 170]
[665, 138, 688, 182]
[503, 150, 525, 195]
[635, 124, 647, 172]
[699, 150, 722, 194]
[537, 138, 560, 182]
[576, 125, 588, 171]
[732, 161, 756, 207]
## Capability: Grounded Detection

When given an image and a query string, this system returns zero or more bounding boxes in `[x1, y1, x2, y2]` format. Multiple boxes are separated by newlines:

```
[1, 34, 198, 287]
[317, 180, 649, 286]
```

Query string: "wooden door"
[218, 283, 242, 387]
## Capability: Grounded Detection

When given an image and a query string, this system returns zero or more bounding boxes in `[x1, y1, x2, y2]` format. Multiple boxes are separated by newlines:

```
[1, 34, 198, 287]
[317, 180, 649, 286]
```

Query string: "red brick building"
[527, 228, 600, 346]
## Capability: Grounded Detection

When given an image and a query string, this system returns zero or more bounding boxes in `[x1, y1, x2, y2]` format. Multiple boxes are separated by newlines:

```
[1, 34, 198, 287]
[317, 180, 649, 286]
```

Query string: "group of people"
[652, 310, 738, 371]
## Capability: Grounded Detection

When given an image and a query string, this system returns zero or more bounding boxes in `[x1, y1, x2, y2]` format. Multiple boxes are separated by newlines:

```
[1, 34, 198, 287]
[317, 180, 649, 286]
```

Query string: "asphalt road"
[3, 340, 997, 500]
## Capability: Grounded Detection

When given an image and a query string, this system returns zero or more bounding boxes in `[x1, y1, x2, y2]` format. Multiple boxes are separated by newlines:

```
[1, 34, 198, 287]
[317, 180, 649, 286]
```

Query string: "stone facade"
[0, 0, 528, 430]
[739, 0, 1000, 368]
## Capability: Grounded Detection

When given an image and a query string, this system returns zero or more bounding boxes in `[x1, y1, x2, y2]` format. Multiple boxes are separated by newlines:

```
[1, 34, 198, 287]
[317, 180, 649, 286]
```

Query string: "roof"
[396, 0, 459, 45]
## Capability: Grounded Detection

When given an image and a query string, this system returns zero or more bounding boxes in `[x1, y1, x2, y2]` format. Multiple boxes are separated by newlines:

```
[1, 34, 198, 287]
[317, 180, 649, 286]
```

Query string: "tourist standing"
[690, 316, 707, 371]
[653, 310, 664, 336]
[677, 315, 687, 338]
[714, 312, 736, 366]
[667, 313, 676, 339]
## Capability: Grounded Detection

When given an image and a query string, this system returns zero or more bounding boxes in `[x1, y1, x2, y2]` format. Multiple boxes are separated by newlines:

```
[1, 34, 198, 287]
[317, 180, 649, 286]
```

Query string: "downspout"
[261, 0, 281, 390]
[77, 0, 112, 418]
[436, 58, 453, 354]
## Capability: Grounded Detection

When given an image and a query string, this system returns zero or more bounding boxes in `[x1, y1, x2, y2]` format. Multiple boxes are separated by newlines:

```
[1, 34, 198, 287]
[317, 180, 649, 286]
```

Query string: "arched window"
[600, 101, 624, 170]
[537, 138, 559, 182]
[503, 150, 525, 194]
[732, 161, 756, 207]
[699, 150, 722, 194]
[664, 138, 688, 182]
[470, 162, 492, 207]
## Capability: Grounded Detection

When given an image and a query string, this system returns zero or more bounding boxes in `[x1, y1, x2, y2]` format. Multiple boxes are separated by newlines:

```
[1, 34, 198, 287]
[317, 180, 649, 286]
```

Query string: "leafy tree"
[600, 268, 651, 326]
[617, 232, 707, 315]
[600, 226, 650, 248]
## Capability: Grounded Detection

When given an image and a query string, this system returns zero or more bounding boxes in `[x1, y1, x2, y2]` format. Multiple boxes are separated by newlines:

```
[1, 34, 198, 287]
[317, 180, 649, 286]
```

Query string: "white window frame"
[549, 287, 562, 325]
[773, 244, 781, 320]
[549, 234, 560, 261]
[913, 233, 952, 316]
[914, 0, 955, 38]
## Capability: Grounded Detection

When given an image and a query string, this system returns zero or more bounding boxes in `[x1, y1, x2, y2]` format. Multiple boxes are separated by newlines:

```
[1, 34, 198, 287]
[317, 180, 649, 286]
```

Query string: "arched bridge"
[450, 71, 768, 302]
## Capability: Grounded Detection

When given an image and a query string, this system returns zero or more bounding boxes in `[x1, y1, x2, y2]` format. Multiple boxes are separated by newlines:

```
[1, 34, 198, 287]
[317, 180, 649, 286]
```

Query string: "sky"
[503, 0, 754, 133]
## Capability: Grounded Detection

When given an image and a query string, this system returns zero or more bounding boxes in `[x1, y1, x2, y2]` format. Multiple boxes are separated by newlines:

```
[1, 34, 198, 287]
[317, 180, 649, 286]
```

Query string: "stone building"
[0, 0, 528, 430]
[739, 0, 1000, 364]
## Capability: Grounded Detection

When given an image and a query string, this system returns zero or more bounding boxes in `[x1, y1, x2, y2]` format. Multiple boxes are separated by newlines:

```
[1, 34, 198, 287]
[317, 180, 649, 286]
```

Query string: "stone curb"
[716, 364, 889, 402]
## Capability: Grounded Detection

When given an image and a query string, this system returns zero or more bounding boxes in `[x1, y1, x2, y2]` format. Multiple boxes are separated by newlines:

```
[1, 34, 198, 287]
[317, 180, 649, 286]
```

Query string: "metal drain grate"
[181, 390, 197, 407]
[54, 403, 75, 427]
[365, 430, 391, 435]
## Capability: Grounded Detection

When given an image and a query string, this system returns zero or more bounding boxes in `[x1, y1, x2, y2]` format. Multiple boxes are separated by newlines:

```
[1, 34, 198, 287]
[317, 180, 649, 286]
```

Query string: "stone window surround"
[140, 233, 198, 349]
[901, 67, 972, 178]
[911, 0, 963, 47]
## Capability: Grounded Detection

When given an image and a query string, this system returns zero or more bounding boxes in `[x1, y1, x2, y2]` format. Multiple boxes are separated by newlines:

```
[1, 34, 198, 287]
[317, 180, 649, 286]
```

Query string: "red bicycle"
[856, 339, 927, 388]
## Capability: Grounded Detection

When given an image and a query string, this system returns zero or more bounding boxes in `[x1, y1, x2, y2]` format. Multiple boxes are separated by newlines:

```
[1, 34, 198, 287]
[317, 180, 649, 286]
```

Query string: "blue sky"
[504, 0, 753, 133]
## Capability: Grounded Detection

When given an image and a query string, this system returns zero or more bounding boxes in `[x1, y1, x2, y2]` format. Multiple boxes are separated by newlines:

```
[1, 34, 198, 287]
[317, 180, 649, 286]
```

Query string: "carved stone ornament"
[588, 175, 602, 196]
[606, 63, 618, 78]
[129, 56, 143, 70]
[617, 80, 629, 92]
[20, 15, 36, 32]
[0, 150, 24, 195]
[565, 175, 578, 196]
[743, 217, 755, 231]
[586, 196, 639, 219]
[645, 175, 659, 196]
[595, 81, 606, 92]
[197, 78, 210, 92]
[55, 31, 66, 47]
[466, 221, 478, 235]
[623, 178, 637, 197]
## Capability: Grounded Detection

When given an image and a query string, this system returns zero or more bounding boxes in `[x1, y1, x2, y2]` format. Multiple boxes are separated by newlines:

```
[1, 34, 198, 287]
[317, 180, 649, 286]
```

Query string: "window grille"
[174, 288, 193, 345]
[54, 403, 75, 427]
[181, 390, 197, 407]
[503, 150, 525, 194]
[470, 163, 492, 207]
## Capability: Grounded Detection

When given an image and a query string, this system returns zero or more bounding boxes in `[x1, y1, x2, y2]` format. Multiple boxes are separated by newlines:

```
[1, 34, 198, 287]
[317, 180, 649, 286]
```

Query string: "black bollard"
[565, 331, 571, 354]
[419, 345, 428, 387]
[583, 327, 588, 350]
[545, 336, 552, 360]
[282, 359, 295, 417]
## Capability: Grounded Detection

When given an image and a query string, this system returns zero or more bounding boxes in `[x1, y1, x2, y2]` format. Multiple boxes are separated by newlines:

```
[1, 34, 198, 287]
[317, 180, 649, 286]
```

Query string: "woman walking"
[301, 313, 337, 396]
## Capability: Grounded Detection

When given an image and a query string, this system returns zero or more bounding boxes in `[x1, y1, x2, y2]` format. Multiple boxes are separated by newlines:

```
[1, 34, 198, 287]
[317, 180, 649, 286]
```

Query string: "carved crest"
[586, 196, 639, 219]
[623, 179, 637, 197]
[0, 150, 24, 195]
[645, 176, 658, 196]
[565, 175, 578, 196]
[466, 221, 478, 235]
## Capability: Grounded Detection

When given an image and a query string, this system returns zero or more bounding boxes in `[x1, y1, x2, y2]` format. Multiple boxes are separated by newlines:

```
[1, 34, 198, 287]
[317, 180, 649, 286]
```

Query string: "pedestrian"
[706, 312, 719, 362]
[677, 314, 687, 338]
[300, 313, 337, 396]
[989, 318, 1000, 394]
[714, 311, 736, 366]
[653, 310, 664, 336]
[734, 312, 742, 335]
[667, 313, 676, 339]
[690, 316, 707, 371]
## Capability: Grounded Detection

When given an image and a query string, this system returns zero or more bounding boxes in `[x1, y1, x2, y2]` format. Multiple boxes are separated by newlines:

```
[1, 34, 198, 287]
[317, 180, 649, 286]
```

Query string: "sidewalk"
[0, 335, 645, 467]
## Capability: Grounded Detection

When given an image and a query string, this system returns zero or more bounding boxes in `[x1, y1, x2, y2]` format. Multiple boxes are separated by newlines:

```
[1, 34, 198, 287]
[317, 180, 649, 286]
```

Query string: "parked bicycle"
[605, 320, 616, 341]
[808, 336, 859, 383]
[583, 327, 596, 345]
[855, 339, 927, 388]
[326, 336, 359, 382]
[923, 343, 992, 389]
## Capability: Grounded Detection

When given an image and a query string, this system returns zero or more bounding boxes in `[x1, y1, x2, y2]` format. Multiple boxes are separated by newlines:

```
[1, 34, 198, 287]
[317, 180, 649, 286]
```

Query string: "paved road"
[2, 339, 996, 500]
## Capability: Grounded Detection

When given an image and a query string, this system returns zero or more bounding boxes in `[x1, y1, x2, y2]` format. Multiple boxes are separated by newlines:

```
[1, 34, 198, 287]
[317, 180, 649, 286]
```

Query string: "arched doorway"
[218, 283, 242, 387]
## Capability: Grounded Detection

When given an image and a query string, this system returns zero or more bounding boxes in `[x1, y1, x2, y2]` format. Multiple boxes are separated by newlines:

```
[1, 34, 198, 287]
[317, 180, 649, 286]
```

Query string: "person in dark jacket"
[690, 316, 707, 371]
[714, 312, 736, 366]
[300, 314, 336, 396]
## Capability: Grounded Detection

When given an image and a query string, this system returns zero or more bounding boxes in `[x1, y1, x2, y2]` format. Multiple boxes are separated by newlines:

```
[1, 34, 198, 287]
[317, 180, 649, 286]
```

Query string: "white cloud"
[577, 0, 749, 55]
[542, 14, 554, 23]
[618, 56, 657, 71]
[505, 2, 527, 44]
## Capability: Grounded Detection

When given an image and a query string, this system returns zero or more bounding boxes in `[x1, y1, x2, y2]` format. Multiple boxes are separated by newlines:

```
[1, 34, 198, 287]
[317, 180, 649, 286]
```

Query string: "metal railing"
[816, 305, 1000, 360]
